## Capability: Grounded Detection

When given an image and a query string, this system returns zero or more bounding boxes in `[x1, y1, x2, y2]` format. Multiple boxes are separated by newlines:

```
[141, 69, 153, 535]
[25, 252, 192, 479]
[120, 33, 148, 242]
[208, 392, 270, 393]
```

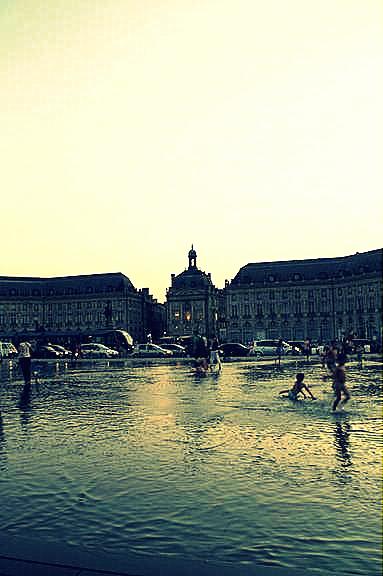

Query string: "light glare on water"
[0, 358, 382, 575]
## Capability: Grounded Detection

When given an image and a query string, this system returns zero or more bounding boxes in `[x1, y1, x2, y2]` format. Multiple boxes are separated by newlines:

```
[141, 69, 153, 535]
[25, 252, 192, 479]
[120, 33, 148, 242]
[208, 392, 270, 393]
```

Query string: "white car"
[131, 343, 173, 358]
[251, 340, 294, 356]
[0, 341, 18, 359]
[80, 343, 119, 358]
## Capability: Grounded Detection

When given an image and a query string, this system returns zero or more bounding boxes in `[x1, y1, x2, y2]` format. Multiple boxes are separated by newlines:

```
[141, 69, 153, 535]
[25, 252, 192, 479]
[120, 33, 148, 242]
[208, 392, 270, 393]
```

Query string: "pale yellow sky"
[1, 0, 382, 301]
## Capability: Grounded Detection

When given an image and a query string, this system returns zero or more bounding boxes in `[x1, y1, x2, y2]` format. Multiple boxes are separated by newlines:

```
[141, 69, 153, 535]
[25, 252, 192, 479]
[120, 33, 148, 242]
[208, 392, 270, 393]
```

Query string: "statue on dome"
[188, 244, 197, 269]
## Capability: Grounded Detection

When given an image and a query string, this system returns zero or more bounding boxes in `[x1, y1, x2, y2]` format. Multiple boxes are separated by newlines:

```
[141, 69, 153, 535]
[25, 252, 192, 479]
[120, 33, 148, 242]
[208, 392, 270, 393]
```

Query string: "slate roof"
[0, 273, 136, 296]
[171, 267, 214, 290]
[230, 249, 382, 286]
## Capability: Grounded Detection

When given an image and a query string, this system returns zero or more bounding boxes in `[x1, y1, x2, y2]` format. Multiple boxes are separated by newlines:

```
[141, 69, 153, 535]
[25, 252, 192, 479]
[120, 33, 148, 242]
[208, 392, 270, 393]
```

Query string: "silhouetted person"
[332, 357, 350, 411]
[303, 338, 311, 361]
[209, 338, 222, 372]
[276, 339, 284, 366]
[325, 345, 337, 374]
[18, 341, 32, 385]
[279, 372, 316, 401]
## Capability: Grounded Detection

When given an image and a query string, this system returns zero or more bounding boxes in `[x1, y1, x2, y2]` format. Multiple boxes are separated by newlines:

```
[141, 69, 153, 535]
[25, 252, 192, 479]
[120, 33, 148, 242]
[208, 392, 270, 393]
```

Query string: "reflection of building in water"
[0, 413, 7, 470]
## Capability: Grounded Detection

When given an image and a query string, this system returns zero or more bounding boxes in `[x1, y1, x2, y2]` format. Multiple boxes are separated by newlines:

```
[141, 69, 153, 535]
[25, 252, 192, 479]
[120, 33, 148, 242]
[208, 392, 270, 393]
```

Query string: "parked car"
[0, 341, 18, 359]
[287, 341, 307, 355]
[131, 343, 173, 358]
[48, 344, 72, 358]
[350, 339, 372, 353]
[252, 340, 294, 356]
[80, 343, 119, 358]
[158, 343, 187, 357]
[33, 345, 63, 359]
[218, 343, 251, 357]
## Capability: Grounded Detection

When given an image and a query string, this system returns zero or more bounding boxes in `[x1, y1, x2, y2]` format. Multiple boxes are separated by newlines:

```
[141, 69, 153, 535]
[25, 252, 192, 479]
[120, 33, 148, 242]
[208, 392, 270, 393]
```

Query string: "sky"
[1, 0, 382, 302]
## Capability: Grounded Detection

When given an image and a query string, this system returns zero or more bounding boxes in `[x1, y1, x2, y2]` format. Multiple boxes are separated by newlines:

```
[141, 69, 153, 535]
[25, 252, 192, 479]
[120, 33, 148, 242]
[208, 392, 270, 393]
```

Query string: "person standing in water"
[209, 338, 222, 372]
[276, 339, 284, 367]
[332, 357, 350, 412]
[279, 373, 316, 401]
[325, 344, 338, 374]
[18, 341, 33, 385]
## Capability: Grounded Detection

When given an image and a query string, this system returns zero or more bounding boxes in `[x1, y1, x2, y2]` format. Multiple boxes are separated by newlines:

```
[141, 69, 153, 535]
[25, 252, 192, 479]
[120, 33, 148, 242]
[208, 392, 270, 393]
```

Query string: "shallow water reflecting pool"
[0, 358, 382, 575]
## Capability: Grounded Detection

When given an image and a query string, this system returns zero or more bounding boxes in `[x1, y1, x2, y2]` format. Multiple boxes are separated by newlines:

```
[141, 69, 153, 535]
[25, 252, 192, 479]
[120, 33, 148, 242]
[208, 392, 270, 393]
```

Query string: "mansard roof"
[171, 266, 214, 290]
[0, 272, 136, 296]
[230, 249, 382, 286]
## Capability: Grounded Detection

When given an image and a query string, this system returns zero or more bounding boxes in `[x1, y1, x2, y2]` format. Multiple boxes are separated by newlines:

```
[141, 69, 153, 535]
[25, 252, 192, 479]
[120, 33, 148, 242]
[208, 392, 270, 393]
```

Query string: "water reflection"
[334, 421, 352, 467]
[332, 419, 353, 487]
[18, 381, 33, 430]
[0, 360, 380, 576]
[0, 413, 6, 470]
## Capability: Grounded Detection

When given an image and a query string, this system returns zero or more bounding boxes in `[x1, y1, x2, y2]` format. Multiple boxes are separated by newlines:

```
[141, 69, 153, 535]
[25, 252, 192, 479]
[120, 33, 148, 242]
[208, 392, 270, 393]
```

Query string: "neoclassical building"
[0, 272, 164, 344]
[166, 246, 219, 339]
[224, 248, 382, 344]
[166, 247, 382, 346]
[1, 248, 381, 348]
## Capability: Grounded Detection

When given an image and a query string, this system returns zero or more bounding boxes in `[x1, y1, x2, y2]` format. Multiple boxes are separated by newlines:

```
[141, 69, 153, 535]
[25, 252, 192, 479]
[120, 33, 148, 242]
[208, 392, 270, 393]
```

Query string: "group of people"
[280, 346, 350, 411]
[15, 335, 351, 411]
[193, 337, 222, 376]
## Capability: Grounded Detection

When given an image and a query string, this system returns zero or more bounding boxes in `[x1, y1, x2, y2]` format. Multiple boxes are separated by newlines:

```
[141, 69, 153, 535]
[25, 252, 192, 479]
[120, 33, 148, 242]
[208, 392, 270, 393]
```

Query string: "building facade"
[166, 246, 219, 340]
[224, 249, 382, 345]
[0, 272, 164, 344]
[1, 248, 381, 348]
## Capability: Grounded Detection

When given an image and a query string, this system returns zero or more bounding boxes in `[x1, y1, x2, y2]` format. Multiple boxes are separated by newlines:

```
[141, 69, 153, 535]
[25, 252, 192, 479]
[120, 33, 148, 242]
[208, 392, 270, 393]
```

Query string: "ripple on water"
[0, 360, 381, 575]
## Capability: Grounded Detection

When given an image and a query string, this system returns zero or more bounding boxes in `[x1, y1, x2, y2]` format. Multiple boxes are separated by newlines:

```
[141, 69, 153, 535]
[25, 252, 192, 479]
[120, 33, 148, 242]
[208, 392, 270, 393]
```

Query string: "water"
[0, 358, 382, 575]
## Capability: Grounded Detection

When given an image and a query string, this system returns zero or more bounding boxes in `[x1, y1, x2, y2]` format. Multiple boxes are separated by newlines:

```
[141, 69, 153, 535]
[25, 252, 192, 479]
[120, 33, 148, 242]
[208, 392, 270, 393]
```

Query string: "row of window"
[229, 284, 377, 301]
[229, 300, 380, 316]
[0, 301, 135, 312]
[0, 285, 125, 297]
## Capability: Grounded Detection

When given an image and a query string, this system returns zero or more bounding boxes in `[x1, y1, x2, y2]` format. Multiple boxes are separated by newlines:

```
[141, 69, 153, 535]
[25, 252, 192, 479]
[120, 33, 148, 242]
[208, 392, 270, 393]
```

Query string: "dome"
[171, 267, 213, 290]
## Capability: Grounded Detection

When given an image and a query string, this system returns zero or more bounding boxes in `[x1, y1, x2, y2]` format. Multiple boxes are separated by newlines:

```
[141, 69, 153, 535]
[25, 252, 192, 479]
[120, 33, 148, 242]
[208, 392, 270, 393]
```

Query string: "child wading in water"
[279, 373, 316, 401]
[332, 357, 350, 411]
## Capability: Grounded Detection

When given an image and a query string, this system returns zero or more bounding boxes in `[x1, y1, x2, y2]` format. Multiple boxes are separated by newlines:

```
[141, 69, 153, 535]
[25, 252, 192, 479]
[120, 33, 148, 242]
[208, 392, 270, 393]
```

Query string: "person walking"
[332, 357, 350, 412]
[276, 339, 284, 367]
[18, 341, 33, 385]
[325, 344, 338, 374]
[303, 338, 311, 362]
[209, 338, 222, 373]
